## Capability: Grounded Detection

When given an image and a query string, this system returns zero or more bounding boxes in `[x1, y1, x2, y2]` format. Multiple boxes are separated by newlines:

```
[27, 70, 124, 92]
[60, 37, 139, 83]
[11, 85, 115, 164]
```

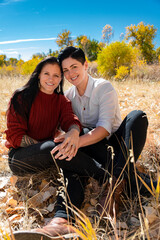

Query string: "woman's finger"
[66, 144, 77, 161]
[54, 135, 65, 143]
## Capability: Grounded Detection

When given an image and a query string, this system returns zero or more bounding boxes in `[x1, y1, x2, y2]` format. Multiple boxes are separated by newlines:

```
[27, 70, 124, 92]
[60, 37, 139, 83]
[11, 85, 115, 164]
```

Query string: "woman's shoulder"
[91, 76, 115, 93]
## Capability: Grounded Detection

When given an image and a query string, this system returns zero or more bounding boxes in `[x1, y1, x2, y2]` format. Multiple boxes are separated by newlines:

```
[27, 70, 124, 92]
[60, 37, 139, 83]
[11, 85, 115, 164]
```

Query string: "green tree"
[156, 47, 160, 56]
[32, 52, 46, 59]
[125, 22, 157, 63]
[6, 57, 18, 66]
[86, 39, 102, 61]
[0, 54, 6, 66]
[56, 29, 74, 50]
[97, 41, 134, 78]
[48, 49, 59, 57]
[155, 47, 160, 61]
[76, 35, 101, 61]
[76, 35, 89, 55]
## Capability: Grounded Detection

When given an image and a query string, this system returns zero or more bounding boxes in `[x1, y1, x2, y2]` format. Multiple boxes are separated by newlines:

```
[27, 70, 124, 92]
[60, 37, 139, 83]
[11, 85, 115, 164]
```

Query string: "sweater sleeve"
[5, 104, 28, 148]
[59, 95, 82, 133]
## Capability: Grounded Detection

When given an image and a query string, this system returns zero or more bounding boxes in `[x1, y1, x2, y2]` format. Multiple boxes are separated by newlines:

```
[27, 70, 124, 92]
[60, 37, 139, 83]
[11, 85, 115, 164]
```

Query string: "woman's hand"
[51, 128, 80, 161]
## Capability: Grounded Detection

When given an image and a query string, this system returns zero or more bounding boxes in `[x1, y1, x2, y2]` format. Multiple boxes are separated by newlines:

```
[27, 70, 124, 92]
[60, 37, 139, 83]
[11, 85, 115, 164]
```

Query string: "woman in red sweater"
[5, 56, 113, 239]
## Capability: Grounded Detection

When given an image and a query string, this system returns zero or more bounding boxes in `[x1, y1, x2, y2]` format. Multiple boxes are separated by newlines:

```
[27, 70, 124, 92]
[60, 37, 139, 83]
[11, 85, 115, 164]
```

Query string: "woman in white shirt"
[55, 47, 148, 178]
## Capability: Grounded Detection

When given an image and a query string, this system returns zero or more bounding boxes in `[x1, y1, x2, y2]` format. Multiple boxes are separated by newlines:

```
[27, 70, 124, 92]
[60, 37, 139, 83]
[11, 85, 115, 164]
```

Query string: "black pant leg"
[80, 127, 111, 170]
[54, 170, 87, 220]
[109, 110, 149, 194]
[8, 141, 56, 175]
[56, 149, 109, 184]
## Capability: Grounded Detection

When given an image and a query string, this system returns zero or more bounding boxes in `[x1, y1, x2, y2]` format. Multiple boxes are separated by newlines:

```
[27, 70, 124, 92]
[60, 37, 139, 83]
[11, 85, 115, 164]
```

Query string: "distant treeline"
[0, 22, 160, 80]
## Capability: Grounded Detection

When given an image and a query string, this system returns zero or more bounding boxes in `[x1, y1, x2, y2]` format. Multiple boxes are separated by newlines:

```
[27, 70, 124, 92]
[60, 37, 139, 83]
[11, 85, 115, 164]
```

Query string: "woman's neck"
[77, 75, 89, 96]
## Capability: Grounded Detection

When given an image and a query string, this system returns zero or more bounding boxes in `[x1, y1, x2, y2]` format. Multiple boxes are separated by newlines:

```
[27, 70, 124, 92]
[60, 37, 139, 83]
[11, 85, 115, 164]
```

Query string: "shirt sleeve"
[96, 83, 119, 135]
[5, 104, 28, 148]
[59, 95, 82, 133]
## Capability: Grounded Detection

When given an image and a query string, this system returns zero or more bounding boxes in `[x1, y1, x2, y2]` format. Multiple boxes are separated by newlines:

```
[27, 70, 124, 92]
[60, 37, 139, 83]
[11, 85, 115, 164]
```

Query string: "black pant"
[8, 142, 108, 219]
[8, 110, 148, 219]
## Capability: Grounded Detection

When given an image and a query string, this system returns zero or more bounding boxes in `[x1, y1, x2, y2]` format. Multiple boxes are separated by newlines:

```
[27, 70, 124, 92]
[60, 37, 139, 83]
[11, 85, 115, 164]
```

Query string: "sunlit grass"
[0, 71, 160, 239]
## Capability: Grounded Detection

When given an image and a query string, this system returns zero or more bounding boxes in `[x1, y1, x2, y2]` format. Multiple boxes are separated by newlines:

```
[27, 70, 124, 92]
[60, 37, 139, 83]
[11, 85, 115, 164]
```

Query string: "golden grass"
[0, 74, 160, 239]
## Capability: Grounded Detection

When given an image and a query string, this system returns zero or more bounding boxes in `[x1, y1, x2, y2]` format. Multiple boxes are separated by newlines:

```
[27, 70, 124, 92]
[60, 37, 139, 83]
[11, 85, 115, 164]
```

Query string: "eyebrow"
[63, 64, 77, 70]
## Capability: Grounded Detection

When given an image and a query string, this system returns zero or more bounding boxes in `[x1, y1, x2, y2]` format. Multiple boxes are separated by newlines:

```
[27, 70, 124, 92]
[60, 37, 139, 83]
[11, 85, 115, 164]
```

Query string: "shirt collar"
[75, 75, 94, 98]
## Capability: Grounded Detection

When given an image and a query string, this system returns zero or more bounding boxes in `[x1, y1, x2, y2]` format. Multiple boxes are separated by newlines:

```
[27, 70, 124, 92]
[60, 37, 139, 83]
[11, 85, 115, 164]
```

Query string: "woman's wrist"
[20, 135, 38, 147]
[68, 124, 80, 134]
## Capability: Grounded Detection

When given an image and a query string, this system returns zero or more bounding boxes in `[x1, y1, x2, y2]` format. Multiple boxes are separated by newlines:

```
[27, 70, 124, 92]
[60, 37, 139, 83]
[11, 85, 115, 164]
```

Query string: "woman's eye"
[72, 65, 77, 69]
[63, 70, 68, 73]
[44, 72, 49, 75]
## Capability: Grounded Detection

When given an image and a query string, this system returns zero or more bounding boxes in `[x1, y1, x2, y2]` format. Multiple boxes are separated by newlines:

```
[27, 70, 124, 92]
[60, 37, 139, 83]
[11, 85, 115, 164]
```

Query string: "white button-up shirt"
[65, 75, 122, 137]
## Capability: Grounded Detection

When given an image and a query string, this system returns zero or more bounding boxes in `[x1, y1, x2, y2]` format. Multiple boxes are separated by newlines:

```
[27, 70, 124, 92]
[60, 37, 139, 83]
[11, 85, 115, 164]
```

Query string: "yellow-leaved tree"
[56, 29, 74, 50]
[125, 22, 157, 63]
[97, 41, 134, 78]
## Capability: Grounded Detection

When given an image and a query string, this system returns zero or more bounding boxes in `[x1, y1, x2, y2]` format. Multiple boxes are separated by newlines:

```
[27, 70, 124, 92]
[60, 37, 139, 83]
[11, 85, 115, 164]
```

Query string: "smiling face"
[39, 63, 62, 94]
[62, 57, 88, 91]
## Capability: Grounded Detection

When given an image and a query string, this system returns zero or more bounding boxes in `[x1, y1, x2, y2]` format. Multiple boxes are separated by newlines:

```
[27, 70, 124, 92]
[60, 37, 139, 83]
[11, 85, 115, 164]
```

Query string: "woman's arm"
[5, 104, 28, 148]
[79, 126, 110, 148]
[20, 135, 38, 147]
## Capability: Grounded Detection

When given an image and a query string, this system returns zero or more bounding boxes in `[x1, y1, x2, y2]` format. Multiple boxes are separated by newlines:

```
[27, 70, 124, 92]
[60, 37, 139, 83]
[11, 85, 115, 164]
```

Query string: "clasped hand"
[51, 129, 79, 161]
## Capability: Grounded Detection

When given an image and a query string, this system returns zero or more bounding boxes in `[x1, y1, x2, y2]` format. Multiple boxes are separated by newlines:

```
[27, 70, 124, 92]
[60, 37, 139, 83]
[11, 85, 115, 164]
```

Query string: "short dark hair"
[58, 46, 86, 65]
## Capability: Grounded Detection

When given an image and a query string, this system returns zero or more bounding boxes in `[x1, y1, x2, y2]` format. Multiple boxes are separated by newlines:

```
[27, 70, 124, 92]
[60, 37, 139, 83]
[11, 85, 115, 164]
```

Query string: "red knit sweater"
[5, 91, 81, 149]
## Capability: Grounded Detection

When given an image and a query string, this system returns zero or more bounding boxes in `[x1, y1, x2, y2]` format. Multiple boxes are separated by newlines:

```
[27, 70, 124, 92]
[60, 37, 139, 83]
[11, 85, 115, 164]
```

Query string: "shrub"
[21, 57, 42, 75]
[97, 41, 134, 78]
[0, 65, 18, 76]
[115, 66, 129, 80]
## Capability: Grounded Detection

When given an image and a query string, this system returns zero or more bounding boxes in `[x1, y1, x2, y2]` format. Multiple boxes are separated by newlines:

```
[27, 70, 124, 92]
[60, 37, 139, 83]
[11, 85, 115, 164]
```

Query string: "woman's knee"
[40, 140, 56, 153]
[128, 110, 148, 125]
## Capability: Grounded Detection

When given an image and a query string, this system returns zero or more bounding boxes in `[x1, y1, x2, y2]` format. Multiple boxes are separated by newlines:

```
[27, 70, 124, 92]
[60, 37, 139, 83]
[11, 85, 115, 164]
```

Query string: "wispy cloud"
[7, 51, 19, 54]
[4, 47, 39, 51]
[0, 49, 18, 54]
[0, 47, 39, 55]
[0, 37, 57, 45]
[0, 0, 23, 6]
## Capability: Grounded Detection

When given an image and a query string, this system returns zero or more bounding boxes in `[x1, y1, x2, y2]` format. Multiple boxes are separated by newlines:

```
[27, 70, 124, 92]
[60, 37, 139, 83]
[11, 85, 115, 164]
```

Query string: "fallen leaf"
[7, 198, 18, 207]
[39, 179, 49, 191]
[1, 111, 6, 116]
[130, 217, 140, 227]
[0, 177, 10, 190]
[27, 191, 44, 208]
[10, 175, 18, 187]
[116, 221, 128, 230]
[42, 191, 52, 202]
[28, 189, 39, 197]
[0, 191, 7, 202]
[143, 206, 159, 224]
[6, 206, 25, 215]
[90, 198, 98, 206]
[8, 214, 21, 222]
[46, 203, 55, 212]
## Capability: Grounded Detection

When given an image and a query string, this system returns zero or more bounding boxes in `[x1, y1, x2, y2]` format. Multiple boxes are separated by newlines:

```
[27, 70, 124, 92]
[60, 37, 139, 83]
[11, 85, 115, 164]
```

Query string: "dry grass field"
[0, 74, 160, 239]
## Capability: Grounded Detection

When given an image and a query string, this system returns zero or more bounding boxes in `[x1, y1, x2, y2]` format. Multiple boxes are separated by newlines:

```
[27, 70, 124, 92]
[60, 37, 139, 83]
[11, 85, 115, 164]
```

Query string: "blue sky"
[0, 0, 160, 61]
